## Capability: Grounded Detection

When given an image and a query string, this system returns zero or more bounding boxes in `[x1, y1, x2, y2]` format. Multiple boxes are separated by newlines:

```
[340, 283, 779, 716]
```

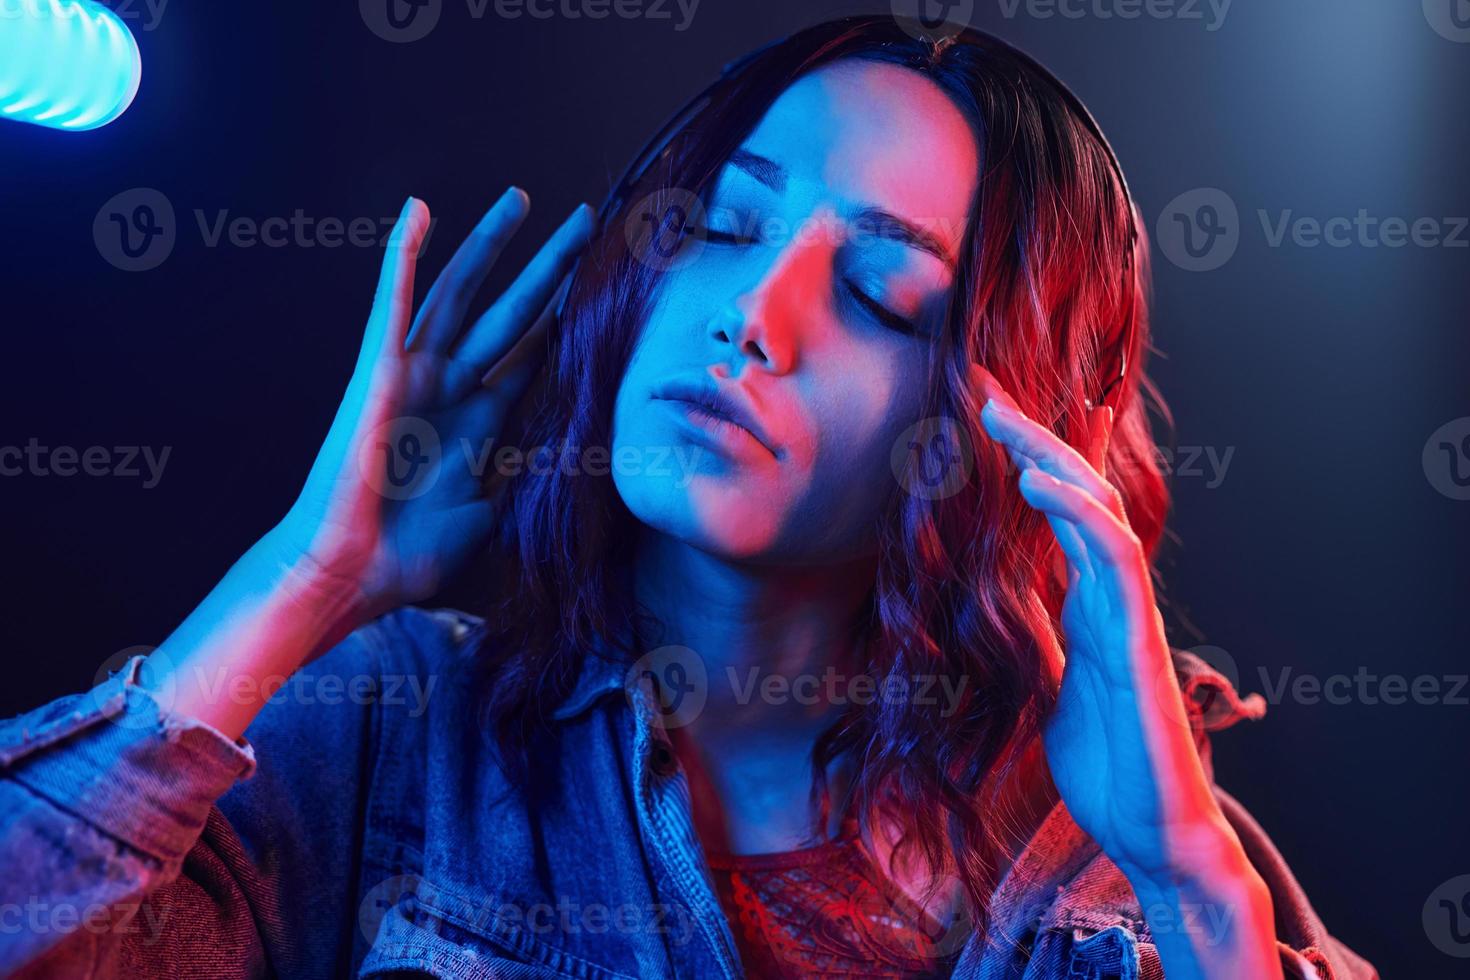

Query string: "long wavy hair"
[475, 14, 1171, 944]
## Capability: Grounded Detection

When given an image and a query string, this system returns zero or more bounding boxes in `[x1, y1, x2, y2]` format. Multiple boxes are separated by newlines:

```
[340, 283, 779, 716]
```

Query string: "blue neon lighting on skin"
[0, 0, 142, 131]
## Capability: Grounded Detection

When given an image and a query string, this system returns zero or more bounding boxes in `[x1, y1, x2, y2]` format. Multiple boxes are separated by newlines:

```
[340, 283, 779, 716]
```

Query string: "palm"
[1043, 571, 1175, 874]
[370, 352, 503, 602]
[278, 190, 593, 618]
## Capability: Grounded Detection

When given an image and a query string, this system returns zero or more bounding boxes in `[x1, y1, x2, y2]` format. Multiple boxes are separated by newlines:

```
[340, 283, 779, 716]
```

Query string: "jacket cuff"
[1280, 941, 1338, 979]
[0, 654, 257, 864]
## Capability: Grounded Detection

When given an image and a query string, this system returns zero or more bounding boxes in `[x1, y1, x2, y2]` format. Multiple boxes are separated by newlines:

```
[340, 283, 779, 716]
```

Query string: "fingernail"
[561, 203, 594, 235]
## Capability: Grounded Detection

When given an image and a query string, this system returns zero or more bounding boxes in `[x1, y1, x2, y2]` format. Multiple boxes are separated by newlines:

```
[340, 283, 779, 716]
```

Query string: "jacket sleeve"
[950, 647, 1380, 980]
[1158, 649, 1379, 980]
[1212, 785, 1378, 980]
[0, 612, 398, 979]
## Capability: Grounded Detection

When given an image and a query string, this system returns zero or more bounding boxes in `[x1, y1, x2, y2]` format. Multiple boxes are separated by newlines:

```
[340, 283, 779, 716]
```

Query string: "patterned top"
[705, 814, 958, 979]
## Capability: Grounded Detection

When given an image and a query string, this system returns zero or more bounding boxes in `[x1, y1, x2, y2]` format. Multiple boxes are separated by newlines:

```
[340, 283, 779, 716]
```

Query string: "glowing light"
[0, 0, 142, 131]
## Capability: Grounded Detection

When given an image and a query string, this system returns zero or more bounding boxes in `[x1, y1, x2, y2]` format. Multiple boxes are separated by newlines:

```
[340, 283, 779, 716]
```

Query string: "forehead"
[737, 59, 980, 252]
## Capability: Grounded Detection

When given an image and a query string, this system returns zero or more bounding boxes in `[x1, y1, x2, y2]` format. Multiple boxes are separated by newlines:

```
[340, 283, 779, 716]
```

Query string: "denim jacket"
[0, 605, 1378, 979]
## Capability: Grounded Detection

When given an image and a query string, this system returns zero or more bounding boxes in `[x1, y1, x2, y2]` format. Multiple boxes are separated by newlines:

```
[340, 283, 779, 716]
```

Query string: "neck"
[630, 527, 877, 740]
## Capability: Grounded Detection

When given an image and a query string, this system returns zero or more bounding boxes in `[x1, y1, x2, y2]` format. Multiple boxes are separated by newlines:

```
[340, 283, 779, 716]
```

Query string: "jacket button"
[650, 740, 679, 777]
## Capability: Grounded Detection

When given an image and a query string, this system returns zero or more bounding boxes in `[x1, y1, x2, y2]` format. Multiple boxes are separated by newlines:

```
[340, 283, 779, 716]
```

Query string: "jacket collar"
[548, 631, 631, 722]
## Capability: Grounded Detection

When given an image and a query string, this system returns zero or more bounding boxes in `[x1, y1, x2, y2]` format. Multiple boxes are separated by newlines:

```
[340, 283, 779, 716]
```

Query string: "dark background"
[2, 0, 1466, 975]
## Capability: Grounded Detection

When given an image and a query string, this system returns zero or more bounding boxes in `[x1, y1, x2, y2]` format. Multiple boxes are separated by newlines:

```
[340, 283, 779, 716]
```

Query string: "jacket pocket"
[357, 872, 641, 980]
[1062, 924, 1150, 980]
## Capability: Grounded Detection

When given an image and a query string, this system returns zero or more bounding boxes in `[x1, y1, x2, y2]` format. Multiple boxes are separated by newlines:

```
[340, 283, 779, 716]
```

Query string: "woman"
[0, 15, 1374, 980]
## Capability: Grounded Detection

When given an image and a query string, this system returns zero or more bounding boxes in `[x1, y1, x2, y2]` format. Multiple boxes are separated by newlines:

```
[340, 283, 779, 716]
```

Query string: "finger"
[982, 398, 1125, 520]
[1086, 405, 1114, 473]
[359, 197, 432, 372]
[1017, 467, 1148, 607]
[1022, 470, 1094, 585]
[452, 202, 594, 372]
[972, 362, 1125, 518]
[1041, 508, 1094, 585]
[1001, 445, 1093, 587]
[970, 362, 1020, 413]
[406, 186, 531, 355]
[481, 297, 556, 410]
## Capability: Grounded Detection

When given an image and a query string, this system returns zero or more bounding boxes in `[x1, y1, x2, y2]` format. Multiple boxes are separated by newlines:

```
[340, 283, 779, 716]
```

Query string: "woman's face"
[611, 59, 979, 565]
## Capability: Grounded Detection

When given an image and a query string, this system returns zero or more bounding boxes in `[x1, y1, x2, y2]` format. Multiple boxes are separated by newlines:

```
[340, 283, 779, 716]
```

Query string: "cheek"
[786, 346, 931, 539]
[608, 305, 804, 559]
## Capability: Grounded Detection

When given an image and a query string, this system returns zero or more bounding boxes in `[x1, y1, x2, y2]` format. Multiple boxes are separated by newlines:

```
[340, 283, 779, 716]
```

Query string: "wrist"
[1115, 810, 1246, 889]
[1125, 830, 1282, 980]
[1120, 817, 1264, 907]
[252, 525, 375, 640]
[145, 531, 375, 742]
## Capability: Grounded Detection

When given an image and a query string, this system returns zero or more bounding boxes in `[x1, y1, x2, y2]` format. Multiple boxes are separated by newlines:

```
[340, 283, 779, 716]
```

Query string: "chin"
[613, 462, 790, 561]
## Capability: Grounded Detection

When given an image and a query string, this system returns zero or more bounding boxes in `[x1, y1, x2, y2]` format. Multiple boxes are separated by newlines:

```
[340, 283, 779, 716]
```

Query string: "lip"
[652, 378, 780, 459]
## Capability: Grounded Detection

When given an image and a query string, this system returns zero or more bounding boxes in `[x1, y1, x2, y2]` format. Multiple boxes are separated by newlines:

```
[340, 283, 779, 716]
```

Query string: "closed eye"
[843, 280, 918, 336]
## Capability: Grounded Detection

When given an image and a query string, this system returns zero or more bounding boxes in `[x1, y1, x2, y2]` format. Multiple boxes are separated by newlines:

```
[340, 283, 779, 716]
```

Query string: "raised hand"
[974, 364, 1283, 980]
[149, 191, 592, 740]
[274, 190, 593, 625]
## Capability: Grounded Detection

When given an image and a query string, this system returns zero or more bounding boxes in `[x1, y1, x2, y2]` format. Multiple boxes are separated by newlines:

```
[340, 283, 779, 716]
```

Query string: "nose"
[707, 206, 841, 378]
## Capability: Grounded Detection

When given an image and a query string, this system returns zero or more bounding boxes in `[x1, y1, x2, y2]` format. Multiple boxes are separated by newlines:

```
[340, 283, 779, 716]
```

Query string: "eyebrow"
[726, 148, 958, 271]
